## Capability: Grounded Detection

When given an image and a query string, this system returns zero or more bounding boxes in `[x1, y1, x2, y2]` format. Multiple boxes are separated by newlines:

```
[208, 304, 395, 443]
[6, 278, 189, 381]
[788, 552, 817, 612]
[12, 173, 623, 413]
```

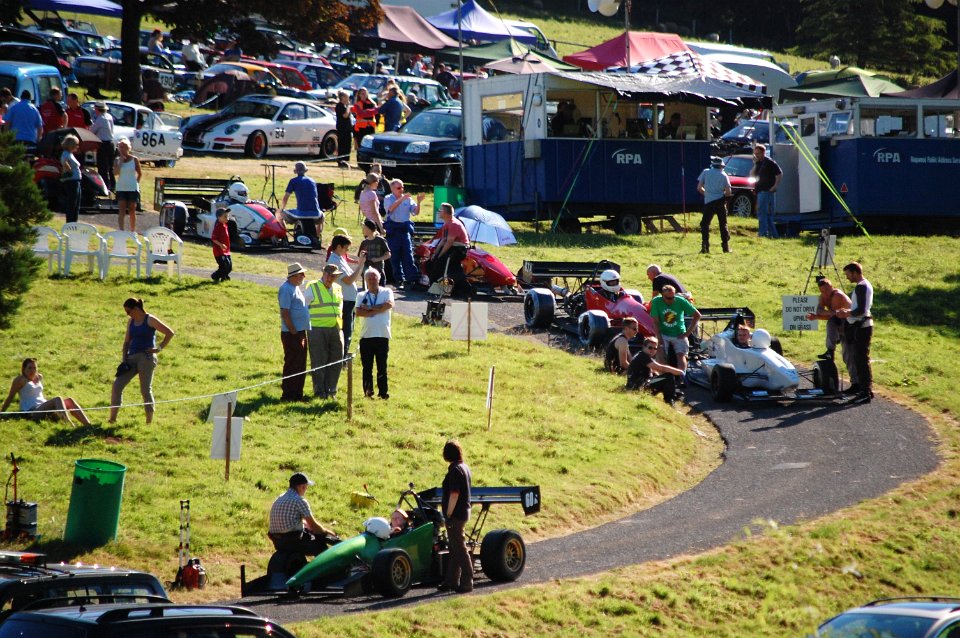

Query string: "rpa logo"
[612, 148, 642, 165]
[873, 147, 900, 163]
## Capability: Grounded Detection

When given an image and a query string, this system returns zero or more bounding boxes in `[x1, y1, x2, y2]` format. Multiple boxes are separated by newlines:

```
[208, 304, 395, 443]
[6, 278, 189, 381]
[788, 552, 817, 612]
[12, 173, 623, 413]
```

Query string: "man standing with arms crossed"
[837, 262, 874, 404]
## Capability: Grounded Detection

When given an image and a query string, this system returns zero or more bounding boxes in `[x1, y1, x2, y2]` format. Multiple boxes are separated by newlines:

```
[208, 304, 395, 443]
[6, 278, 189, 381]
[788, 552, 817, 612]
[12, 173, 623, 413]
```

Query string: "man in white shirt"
[355, 269, 394, 399]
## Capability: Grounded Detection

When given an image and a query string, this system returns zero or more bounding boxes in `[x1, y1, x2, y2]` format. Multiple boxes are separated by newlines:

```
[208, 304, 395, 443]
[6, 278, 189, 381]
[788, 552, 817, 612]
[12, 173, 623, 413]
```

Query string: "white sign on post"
[782, 295, 819, 331]
[450, 302, 488, 341]
[210, 417, 243, 460]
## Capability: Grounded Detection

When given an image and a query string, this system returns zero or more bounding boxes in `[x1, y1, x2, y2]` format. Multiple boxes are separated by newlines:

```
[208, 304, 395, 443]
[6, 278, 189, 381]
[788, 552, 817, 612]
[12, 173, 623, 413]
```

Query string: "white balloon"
[598, 0, 621, 16]
[925, 0, 945, 8]
[588, 0, 602, 11]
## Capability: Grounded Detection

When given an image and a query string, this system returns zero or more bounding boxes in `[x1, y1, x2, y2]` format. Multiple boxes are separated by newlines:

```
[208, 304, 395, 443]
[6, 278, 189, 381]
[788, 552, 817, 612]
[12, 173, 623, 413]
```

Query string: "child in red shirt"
[211, 208, 232, 282]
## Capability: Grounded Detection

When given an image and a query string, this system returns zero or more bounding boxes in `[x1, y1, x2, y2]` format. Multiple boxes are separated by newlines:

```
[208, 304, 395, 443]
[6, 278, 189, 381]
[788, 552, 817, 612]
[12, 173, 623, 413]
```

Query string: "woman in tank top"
[109, 297, 175, 424]
[0, 358, 91, 425]
[114, 137, 142, 232]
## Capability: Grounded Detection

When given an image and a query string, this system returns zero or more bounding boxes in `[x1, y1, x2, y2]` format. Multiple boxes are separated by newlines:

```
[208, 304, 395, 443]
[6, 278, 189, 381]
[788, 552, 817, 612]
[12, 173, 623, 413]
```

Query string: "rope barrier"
[1, 356, 353, 417]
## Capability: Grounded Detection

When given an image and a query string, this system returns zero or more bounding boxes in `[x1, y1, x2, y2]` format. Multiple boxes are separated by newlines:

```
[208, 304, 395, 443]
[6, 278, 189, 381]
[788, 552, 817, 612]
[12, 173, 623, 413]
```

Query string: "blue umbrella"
[455, 205, 517, 246]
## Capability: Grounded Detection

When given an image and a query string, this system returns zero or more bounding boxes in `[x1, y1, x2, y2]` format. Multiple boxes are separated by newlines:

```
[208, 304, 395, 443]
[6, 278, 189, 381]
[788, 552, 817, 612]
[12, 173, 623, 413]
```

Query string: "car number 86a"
[137, 132, 167, 148]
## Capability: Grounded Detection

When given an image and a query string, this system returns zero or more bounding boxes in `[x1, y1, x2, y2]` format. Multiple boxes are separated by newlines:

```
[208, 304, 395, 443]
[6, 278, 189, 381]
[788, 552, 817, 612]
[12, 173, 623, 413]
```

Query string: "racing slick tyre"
[770, 336, 784, 356]
[480, 529, 526, 582]
[578, 310, 611, 348]
[320, 131, 338, 159]
[524, 288, 555, 329]
[613, 212, 642, 235]
[711, 363, 737, 402]
[813, 359, 839, 394]
[371, 548, 413, 598]
[729, 192, 754, 217]
[245, 131, 269, 159]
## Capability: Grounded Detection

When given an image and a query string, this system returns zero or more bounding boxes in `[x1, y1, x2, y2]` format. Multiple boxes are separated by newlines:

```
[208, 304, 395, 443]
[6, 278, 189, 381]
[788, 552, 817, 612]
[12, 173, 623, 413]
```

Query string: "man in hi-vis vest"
[304, 264, 344, 399]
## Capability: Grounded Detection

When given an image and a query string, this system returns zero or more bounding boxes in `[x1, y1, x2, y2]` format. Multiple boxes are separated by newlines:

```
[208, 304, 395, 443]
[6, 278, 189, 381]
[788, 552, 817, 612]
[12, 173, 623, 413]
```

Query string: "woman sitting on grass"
[1, 358, 92, 425]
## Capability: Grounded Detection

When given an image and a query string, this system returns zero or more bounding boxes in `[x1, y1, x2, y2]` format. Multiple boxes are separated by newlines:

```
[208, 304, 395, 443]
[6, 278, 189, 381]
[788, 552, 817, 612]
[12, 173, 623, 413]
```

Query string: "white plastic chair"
[32, 226, 62, 275]
[100, 230, 143, 279]
[142, 226, 183, 278]
[61, 222, 105, 278]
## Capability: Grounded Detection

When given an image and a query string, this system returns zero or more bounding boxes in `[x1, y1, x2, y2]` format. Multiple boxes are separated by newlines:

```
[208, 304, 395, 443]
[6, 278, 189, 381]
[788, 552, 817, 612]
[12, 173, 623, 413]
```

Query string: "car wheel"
[813, 359, 839, 394]
[245, 131, 269, 159]
[441, 162, 462, 187]
[730, 192, 754, 217]
[480, 529, 526, 582]
[371, 548, 412, 598]
[711, 364, 737, 402]
[523, 288, 555, 329]
[578, 310, 610, 348]
[613, 212, 641, 235]
[320, 131, 338, 159]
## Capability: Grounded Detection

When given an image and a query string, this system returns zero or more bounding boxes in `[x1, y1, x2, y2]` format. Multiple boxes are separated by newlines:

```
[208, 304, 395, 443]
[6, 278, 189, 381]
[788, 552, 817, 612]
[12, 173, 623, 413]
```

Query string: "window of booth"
[546, 91, 597, 138]
[480, 92, 522, 142]
[859, 106, 917, 137]
[921, 106, 960, 138]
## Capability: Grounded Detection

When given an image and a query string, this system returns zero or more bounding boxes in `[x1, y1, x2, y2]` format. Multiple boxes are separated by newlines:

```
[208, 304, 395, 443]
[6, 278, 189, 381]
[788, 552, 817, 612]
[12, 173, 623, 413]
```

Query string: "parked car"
[74, 47, 192, 93]
[0, 62, 64, 107]
[82, 99, 184, 166]
[239, 57, 312, 91]
[202, 61, 282, 88]
[310, 72, 391, 101]
[715, 118, 797, 155]
[0, 603, 297, 637]
[181, 94, 338, 159]
[0, 26, 72, 80]
[0, 42, 68, 82]
[290, 60, 342, 90]
[396, 76, 457, 111]
[358, 106, 504, 186]
[816, 597, 960, 637]
[0, 550, 168, 623]
[722, 153, 757, 217]
[31, 30, 86, 66]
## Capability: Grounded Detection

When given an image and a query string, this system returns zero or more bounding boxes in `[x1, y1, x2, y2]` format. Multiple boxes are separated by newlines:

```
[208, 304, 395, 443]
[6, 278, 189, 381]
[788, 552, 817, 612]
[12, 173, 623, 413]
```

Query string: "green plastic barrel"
[433, 186, 466, 223]
[63, 459, 126, 546]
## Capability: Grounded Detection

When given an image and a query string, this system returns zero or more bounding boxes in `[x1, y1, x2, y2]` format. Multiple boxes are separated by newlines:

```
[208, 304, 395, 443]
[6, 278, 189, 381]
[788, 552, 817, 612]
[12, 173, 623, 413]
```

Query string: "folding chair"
[32, 225, 62, 275]
[100, 230, 143, 279]
[61, 222, 105, 278]
[143, 226, 183, 278]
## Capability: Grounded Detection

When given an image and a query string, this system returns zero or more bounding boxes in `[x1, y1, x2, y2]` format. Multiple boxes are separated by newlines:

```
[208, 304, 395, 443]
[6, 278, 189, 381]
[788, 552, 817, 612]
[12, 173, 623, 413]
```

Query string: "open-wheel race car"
[414, 234, 520, 297]
[522, 260, 657, 347]
[240, 483, 540, 599]
[687, 312, 840, 402]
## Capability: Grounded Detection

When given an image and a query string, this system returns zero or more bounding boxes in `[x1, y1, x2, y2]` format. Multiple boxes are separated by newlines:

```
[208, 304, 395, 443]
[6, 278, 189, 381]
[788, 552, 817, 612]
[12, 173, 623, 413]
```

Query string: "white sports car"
[181, 95, 339, 159]
[83, 100, 184, 167]
[689, 322, 839, 402]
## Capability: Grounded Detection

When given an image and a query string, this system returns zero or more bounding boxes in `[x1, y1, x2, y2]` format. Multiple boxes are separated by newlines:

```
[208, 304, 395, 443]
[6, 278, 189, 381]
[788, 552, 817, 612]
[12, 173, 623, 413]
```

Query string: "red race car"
[414, 237, 519, 295]
[522, 260, 657, 346]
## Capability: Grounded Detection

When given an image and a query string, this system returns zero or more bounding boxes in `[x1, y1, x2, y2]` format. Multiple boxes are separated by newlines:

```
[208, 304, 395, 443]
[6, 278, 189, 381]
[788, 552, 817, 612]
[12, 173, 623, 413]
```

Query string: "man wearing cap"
[280, 161, 322, 245]
[89, 101, 115, 191]
[696, 156, 732, 254]
[268, 472, 337, 555]
[303, 264, 344, 399]
[279, 263, 310, 401]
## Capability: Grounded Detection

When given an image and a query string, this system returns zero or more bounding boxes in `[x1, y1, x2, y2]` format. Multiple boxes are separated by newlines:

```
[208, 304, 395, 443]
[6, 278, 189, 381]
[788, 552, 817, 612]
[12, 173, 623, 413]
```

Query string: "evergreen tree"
[797, 0, 949, 75]
[0, 133, 50, 330]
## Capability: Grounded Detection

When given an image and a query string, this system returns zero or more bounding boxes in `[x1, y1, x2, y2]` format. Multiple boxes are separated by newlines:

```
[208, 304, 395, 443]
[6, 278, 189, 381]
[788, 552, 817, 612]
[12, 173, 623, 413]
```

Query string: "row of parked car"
[0, 550, 298, 637]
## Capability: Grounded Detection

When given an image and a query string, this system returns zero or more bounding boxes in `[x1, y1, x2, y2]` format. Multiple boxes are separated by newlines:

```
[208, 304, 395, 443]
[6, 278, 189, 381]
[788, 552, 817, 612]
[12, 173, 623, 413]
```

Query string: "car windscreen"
[817, 612, 935, 637]
[722, 121, 770, 144]
[723, 156, 754, 177]
[336, 75, 387, 95]
[0, 45, 56, 66]
[400, 111, 460, 138]
[223, 100, 279, 119]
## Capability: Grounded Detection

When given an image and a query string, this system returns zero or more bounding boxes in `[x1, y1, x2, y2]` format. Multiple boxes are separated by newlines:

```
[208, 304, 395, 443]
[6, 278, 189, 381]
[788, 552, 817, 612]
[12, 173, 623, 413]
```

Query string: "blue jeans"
[384, 220, 416, 283]
[61, 179, 81, 223]
[756, 190, 779, 238]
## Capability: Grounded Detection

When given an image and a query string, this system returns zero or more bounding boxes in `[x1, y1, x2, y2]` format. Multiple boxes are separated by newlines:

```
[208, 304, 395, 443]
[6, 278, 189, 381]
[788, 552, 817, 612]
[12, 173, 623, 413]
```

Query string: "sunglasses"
[644, 344, 658, 351]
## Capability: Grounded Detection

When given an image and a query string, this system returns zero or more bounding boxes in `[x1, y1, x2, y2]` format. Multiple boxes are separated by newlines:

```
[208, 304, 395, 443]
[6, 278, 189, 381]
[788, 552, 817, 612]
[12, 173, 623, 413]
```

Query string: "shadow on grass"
[241, 391, 343, 417]
[45, 423, 126, 446]
[24, 538, 99, 563]
[512, 229, 636, 248]
[874, 286, 960, 337]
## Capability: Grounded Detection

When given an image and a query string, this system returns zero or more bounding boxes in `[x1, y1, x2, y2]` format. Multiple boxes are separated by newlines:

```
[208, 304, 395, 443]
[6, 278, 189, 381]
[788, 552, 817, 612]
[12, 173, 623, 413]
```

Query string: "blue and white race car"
[181, 95, 339, 159]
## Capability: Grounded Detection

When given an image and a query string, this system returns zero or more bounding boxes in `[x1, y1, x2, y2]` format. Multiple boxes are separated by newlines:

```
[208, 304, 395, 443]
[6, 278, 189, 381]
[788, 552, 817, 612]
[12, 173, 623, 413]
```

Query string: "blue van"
[0, 62, 64, 104]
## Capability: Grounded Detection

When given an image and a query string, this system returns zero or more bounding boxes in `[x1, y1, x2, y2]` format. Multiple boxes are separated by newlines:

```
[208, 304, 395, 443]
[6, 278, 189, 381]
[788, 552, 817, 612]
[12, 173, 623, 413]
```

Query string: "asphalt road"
[81, 211, 940, 623]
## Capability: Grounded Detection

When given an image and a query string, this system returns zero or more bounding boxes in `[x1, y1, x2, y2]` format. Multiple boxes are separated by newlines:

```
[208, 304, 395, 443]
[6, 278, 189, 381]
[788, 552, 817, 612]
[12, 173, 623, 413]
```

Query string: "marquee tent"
[562, 31, 687, 71]
[427, 0, 537, 45]
[350, 4, 458, 53]
[21, 0, 121, 16]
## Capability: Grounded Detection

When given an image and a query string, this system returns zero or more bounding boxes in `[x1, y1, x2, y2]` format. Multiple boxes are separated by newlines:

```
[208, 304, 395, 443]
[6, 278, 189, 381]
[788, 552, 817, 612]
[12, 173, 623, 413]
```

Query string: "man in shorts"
[648, 284, 701, 374]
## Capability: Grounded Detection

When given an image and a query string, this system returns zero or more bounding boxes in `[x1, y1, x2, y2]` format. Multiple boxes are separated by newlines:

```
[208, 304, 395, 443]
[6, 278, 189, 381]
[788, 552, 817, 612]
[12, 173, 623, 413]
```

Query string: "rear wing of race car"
[697, 307, 756, 329]
[519, 260, 620, 286]
[418, 486, 541, 516]
[153, 177, 232, 212]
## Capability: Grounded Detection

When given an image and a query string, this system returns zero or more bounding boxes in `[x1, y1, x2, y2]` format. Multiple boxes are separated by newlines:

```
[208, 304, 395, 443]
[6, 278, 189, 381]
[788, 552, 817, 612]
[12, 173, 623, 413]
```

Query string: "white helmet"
[228, 182, 248, 203]
[751, 328, 772, 350]
[363, 517, 391, 540]
[600, 269, 621, 294]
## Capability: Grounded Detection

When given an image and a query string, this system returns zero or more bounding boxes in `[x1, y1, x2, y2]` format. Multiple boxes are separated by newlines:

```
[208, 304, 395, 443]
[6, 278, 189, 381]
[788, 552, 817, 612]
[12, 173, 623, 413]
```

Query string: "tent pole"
[624, 0, 631, 69]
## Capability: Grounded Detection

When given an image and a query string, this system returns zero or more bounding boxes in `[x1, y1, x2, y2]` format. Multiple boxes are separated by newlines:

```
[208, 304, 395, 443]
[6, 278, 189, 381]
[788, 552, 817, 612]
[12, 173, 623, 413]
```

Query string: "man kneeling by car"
[626, 337, 685, 404]
[268, 472, 338, 556]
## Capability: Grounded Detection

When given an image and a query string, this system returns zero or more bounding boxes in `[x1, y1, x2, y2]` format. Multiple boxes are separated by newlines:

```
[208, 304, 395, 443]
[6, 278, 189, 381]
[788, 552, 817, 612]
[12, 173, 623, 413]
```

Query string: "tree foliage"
[0, 133, 50, 330]
[795, 0, 949, 75]
[118, 0, 383, 103]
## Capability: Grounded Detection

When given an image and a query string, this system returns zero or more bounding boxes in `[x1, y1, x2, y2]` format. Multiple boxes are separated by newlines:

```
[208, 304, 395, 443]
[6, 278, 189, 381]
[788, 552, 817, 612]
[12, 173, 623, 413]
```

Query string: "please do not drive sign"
[782, 295, 819, 331]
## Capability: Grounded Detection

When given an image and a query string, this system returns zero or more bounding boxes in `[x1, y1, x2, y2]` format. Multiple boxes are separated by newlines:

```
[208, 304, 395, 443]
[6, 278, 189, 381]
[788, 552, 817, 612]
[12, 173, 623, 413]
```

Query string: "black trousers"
[627, 372, 676, 402]
[97, 140, 115, 191]
[852, 323, 873, 392]
[60, 179, 80, 223]
[700, 198, 730, 251]
[269, 530, 330, 556]
[212, 254, 232, 281]
[359, 337, 389, 398]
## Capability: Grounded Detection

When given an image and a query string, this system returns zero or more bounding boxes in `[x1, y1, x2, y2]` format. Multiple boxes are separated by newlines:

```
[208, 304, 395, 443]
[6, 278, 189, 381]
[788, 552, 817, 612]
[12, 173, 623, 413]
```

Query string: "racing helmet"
[599, 269, 621, 294]
[228, 182, 248, 203]
[751, 328, 772, 350]
[363, 517, 391, 540]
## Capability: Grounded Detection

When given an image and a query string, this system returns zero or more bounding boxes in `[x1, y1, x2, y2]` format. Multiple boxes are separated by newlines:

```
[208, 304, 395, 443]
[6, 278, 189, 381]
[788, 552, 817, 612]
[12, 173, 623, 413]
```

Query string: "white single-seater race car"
[688, 320, 839, 402]
[181, 95, 339, 159]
